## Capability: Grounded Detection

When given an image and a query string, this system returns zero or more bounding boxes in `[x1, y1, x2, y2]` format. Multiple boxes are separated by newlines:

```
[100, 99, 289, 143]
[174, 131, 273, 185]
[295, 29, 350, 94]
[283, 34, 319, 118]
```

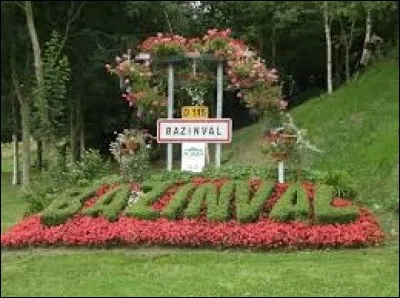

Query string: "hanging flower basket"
[279, 133, 297, 144]
[121, 148, 130, 156]
[126, 140, 139, 151]
[271, 151, 288, 161]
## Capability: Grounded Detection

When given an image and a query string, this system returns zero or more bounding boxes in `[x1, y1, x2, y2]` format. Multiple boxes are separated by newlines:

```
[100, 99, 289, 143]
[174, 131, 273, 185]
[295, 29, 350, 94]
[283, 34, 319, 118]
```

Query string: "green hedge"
[235, 180, 274, 223]
[206, 180, 235, 222]
[124, 181, 173, 220]
[314, 184, 359, 224]
[41, 186, 96, 226]
[160, 183, 196, 220]
[269, 183, 310, 222]
[82, 184, 130, 221]
[184, 183, 216, 219]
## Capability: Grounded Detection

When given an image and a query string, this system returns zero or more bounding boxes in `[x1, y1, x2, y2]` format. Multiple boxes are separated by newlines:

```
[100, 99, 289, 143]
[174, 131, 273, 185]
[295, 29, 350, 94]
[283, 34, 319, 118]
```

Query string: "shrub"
[41, 186, 96, 226]
[323, 170, 357, 199]
[206, 180, 235, 222]
[269, 183, 310, 222]
[23, 149, 113, 215]
[184, 183, 216, 219]
[119, 149, 151, 183]
[124, 181, 173, 220]
[83, 184, 130, 221]
[160, 183, 196, 220]
[235, 180, 274, 223]
[314, 184, 359, 224]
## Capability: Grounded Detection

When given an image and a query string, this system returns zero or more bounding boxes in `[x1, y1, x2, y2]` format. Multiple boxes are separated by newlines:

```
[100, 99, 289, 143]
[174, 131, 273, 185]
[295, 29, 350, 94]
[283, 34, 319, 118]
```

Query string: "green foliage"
[22, 149, 113, 215]
[64, 149, 113, 186]
[83, 184, 130, 221]
[124, 181, 173, 220]
[206, 181, 235, 222]
[235, 180, 274, 223]
[323, 170, 357, 199]
[269, 183, 310, 222]
[148, 170, 193, 184]
[119, 148, 151, 183]
[160, 183, 196, 220]
[41, 186, 96, 226]
[184, 183, 215, 219]
[32, 30, 71, 139]
[314, 184, 359, 224]
[148, 165, 331, 183]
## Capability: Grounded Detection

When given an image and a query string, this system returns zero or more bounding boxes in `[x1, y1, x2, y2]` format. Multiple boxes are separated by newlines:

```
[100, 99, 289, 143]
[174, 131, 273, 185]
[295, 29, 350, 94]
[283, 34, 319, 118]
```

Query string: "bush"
[148, 170, 193, 184]
[119, 149, 151, 183]
[160, 183, 196, 220]
[83, 185, 130, 221]
[206, 180, 235, 222]
[124, 181, 173, 220]
[314, 184, 359, 224]
[23, 149, 113, 215]
[323, 170, 357, 199]
[236, 180, 274, 223]
[41, 186, 96, 226]
[184, 183, 216, 219]
[269, 183, 310, 222]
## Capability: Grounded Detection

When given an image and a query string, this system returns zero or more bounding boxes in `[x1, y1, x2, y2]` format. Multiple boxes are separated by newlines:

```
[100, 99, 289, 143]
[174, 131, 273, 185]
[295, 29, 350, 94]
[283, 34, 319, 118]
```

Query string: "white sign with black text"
[181, 142, 206, 173]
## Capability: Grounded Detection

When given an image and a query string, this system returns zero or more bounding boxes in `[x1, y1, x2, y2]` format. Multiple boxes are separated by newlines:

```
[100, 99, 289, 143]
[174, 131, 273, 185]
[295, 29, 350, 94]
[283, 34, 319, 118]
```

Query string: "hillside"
[226, 56, 399, 213]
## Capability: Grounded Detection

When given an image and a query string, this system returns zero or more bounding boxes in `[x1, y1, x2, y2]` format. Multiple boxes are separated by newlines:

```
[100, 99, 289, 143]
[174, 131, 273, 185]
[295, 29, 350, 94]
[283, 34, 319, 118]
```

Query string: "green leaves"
[33, 30, 71, 139]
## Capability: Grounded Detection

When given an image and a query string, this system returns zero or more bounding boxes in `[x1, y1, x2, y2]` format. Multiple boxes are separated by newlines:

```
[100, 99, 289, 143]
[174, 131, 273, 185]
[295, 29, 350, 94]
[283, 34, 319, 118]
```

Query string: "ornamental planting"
[1, 178, 384, 249]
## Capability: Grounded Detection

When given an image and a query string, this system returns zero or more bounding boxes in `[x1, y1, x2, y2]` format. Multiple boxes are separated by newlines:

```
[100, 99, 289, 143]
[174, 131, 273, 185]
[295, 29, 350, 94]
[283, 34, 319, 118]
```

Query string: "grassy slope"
[226, 57, 399, 210]
[1, 57, 399, 297]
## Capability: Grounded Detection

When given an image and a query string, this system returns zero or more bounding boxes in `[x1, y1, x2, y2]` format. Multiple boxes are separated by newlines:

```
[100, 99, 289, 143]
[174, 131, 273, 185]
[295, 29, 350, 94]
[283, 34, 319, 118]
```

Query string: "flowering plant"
[182, 85, 208, 105]
[106, 28, 284, 123]
[109, 129, 154, 182]
[109, 129, 153, 160]
[139, 33, 187, 57]
[262, 113, 321, 162]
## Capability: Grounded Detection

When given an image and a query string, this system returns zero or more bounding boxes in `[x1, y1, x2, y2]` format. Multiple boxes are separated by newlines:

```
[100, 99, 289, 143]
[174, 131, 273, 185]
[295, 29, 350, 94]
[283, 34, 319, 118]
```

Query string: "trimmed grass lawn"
[1, 247, 398, 297]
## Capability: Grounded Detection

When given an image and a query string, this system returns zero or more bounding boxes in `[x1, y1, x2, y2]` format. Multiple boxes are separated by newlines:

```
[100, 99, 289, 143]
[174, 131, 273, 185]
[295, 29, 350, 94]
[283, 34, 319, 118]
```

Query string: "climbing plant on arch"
[105, 28, 285, 122]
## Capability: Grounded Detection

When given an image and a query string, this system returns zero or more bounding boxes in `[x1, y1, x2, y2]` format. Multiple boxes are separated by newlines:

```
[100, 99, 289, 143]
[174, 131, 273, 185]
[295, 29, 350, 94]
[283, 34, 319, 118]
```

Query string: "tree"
[336, 1, 362, 82]
[323, 1, 333, 94]
[359, 1, 397, 67]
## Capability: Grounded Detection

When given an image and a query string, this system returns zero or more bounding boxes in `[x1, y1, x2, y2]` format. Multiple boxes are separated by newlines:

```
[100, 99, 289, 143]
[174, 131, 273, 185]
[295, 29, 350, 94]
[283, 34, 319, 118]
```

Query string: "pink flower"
[279, 100, 288, 109]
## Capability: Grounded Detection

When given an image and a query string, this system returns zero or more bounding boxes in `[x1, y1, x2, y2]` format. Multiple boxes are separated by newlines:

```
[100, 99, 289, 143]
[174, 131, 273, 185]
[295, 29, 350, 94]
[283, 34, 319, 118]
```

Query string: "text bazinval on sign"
[157, 119, 232, 143]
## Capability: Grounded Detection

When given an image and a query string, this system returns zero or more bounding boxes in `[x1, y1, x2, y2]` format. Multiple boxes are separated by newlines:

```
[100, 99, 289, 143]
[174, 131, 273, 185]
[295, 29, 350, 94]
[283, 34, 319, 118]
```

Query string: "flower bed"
[1, 179, 384, 250]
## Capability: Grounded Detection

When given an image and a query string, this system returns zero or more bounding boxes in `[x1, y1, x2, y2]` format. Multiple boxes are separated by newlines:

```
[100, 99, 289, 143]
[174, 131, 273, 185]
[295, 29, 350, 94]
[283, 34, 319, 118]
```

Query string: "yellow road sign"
[181, 106, 209, 119]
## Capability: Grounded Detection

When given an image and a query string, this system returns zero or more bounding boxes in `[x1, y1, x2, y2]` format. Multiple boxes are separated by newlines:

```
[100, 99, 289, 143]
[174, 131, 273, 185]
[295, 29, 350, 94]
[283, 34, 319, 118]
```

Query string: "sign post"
[181, 106, 209, 173]
[167, 63, 174, 171]
[278, 161, 284, 183]
[215, 62, 223, 168]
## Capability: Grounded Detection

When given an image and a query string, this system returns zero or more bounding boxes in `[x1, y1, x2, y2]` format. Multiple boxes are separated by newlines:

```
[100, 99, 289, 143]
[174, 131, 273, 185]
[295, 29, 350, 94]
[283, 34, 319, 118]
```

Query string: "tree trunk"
[36, 140, 43, 170]
[11, 45, 30, 188]
[78, 95, 85, 157]
[11, 90, 19, 185]
[323, 1, 333, 94]
[20, 102, 31, 188]
[12, 135, 19, 185]
[334, 44, 341, 87]
[271, 26, 276, 67]
[25, 1, 44, 86]
[70, 96, 78, 163]
[360, 9, 372, 66]
[345, 45, 350, 82]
